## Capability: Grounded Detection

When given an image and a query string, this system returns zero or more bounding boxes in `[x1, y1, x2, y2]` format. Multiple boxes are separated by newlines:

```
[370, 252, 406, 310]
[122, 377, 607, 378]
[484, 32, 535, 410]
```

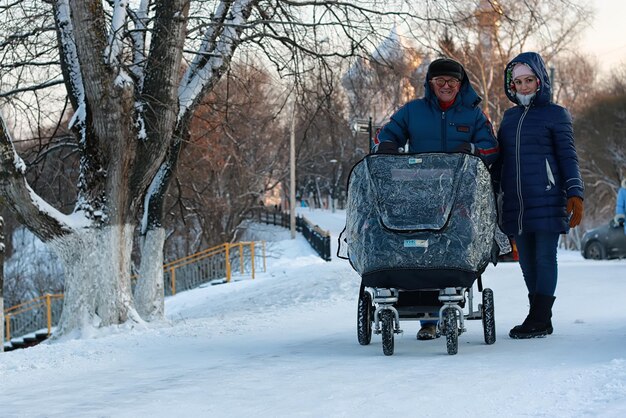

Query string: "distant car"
[581, 218, 626, 260]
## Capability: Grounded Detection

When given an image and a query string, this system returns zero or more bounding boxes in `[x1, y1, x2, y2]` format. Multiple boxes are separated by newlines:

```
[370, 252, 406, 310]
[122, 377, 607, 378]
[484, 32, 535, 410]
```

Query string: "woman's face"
[513, 76, 539, 95]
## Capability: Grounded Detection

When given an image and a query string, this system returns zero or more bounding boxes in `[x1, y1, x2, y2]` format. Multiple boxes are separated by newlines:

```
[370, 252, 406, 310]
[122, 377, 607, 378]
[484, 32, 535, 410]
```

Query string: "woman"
[494, 52, 584, 339]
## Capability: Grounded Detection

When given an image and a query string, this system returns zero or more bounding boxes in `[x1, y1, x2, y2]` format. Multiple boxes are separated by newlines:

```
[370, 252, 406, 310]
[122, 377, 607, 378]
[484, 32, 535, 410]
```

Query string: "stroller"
[338, 153, 510, 355]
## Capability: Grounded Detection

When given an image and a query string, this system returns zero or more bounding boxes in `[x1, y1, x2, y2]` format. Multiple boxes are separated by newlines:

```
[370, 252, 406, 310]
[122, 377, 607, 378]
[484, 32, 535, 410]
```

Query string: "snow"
[2, 209, 626, 417]
[26, 183, 91, 230]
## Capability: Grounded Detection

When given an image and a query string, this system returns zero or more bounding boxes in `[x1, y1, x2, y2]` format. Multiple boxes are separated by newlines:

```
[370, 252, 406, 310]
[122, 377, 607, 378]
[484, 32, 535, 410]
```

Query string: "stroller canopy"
[339, 153, 510, 289]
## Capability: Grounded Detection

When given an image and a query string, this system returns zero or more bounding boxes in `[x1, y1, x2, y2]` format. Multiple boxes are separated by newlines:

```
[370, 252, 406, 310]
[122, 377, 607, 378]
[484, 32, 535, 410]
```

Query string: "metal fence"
[162, 241, 265, 295]
[3, 241, 265, 344]
[249, 209, 331, 261]
[3, 294, 64, 342]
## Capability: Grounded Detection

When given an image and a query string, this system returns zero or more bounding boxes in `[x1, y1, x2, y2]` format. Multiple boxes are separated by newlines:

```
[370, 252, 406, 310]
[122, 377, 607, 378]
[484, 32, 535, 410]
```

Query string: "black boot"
[528, 293, 553, 335]
[509, 294, 555, 339]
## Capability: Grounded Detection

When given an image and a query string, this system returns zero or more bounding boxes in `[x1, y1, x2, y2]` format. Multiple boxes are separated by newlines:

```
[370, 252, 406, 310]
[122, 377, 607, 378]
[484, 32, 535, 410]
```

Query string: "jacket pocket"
[545, 159, 556, 191]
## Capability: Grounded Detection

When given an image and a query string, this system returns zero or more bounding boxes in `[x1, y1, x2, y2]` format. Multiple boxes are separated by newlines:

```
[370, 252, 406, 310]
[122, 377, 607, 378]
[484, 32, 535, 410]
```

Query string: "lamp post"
[290, 97, 296, 239]
[329, 159, 338, 213]
[352, 117, 378, 153]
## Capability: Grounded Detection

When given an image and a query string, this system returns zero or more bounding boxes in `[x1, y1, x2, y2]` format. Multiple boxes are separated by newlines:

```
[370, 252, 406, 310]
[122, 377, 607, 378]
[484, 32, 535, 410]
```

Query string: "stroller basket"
[339, 153, 509, 290]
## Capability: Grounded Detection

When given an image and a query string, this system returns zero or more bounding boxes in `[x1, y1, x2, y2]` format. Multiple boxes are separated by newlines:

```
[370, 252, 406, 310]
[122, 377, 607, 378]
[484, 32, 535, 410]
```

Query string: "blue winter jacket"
[376, 65, 499, 164]
[617, 187, 626, 216]
[494, 52, 584, 235]
[617, 186, 626, 233]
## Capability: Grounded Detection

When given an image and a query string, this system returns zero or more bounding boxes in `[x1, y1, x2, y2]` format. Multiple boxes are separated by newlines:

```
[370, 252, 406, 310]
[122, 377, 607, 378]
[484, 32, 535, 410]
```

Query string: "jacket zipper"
[441, 111, 446, 150]
[516, 105, 530, 235]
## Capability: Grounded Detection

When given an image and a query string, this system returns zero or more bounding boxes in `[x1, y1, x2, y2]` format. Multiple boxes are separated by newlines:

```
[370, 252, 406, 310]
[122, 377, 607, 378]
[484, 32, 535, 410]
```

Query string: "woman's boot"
[509, 294, 555, 339]
[528, 293, 553, 335]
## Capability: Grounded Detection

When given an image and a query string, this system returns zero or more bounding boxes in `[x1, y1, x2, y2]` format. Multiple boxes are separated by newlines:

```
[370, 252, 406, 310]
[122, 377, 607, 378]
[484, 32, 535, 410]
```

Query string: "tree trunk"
[51, 225, 140, 336]
[135, 227, 166, 320]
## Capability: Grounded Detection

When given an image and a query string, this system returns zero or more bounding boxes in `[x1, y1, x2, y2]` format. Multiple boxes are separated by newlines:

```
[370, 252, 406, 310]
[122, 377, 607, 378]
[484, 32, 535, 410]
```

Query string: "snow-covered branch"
[52, 0, 85, 133]
[128, 0, 151, 82]
[104, 0, 130, 68]
[0, 114, 90, 242]
[178, 0, 255, 122]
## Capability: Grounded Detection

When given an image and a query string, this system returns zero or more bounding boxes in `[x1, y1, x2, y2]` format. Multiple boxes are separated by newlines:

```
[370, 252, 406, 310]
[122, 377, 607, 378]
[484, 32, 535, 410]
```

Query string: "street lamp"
[329, 159, 338, 213]
[352, 117, 382, 153]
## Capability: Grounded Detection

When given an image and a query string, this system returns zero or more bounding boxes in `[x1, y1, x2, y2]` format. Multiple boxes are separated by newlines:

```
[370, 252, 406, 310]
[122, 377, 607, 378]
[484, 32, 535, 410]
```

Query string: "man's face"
[430, 77, 461, 103]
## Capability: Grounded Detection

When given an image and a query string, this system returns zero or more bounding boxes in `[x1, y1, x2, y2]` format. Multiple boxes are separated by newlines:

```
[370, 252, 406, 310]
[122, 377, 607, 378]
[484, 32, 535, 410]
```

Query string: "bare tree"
[167, 60, 287, 252]
[575, 92, 626, 224]
[0, 0, 443, 337]
[422, 0, 592, 124]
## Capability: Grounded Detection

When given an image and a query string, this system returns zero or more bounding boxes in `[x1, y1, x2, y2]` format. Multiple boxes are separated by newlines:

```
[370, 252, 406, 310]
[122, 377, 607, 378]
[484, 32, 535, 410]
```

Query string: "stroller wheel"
[482, 288, 496, 345]
[443, 308, 458, 355]
[357, 290, 373, 345]
[381, 309, 395, 356]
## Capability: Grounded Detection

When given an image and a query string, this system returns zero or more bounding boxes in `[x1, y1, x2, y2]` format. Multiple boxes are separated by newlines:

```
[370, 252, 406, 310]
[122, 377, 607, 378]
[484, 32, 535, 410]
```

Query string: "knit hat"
[428, 58, 464, 81]
[512, 63, 535, 80]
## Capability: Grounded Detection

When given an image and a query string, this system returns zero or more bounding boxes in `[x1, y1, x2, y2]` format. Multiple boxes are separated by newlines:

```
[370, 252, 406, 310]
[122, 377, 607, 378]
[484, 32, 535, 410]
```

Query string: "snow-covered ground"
[2, 209, 626, 417]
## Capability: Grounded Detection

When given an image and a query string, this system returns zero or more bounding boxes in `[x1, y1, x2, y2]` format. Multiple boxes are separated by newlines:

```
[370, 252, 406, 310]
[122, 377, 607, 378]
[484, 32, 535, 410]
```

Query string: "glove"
[377, 141, 400, 154]
[615, 214, 625, 225]
[566, 196, 583, 227]
[453, 143, 479, 156]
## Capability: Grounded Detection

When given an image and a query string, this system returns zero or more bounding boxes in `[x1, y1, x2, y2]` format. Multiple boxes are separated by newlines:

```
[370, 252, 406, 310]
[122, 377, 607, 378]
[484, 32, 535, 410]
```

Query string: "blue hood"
[504, 52, 552, 106]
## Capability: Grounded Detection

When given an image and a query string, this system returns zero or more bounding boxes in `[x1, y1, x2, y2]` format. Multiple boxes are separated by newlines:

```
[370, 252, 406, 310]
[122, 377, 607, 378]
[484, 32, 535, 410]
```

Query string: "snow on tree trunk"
[135, 227, 165, 320]
[51, 225, 141, 337]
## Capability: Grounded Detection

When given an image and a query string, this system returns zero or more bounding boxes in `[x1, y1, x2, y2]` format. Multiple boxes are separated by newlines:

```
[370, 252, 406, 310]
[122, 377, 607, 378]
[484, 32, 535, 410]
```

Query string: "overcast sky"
[580, 0, 626, 74]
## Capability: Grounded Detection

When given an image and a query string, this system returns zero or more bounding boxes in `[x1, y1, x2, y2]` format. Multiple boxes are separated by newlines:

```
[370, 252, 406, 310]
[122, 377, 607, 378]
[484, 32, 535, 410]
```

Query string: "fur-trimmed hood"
[504, 52, 552, 106]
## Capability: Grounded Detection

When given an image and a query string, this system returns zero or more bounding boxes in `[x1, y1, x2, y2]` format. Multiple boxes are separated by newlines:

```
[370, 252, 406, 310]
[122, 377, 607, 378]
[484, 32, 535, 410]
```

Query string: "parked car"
[581, 218, 626, 260]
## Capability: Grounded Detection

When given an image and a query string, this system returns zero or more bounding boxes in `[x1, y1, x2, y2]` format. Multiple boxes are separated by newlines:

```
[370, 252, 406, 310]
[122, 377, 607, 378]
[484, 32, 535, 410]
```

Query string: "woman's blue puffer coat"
[495, 52, 584, 235]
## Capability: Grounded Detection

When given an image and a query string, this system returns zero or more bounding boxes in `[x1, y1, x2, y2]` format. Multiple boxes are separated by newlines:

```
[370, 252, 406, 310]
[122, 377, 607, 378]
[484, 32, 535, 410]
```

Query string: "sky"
[2, 209, 626, 417]
[580, 0, 626, 74]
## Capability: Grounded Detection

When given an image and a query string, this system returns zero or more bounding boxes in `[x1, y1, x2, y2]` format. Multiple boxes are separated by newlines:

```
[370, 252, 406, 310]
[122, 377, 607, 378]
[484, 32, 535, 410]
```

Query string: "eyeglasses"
[432, 78, 460, 88]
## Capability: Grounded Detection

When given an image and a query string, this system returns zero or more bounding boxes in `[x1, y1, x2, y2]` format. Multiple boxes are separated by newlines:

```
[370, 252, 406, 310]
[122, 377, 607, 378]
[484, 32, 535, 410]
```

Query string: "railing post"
[225, 243, 231, 282]
[324, 235, 331, 261]
[171, 267, 177, 295]
[262, 241, 266, 272]
[5, 313, 10, 342]
[239, 242, 244, 274]
[45, 294, 52, 336]
[250, 242, 255, 279]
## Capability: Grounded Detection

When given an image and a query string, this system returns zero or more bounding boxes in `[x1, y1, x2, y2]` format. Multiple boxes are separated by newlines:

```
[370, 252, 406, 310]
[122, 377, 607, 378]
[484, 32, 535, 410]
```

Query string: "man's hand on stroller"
[377, 141, 401, 154]
[453, 143, 480, 157]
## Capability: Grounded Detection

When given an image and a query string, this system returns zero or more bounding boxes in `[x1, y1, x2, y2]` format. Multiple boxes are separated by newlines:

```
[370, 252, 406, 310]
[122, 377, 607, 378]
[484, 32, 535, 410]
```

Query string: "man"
[376, 57, 499, 340]
[377, 57, 498, 163]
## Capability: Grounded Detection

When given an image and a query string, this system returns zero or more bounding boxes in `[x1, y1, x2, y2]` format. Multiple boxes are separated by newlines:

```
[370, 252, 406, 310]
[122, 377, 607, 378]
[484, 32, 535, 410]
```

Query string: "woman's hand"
[567, 196, 583, 227]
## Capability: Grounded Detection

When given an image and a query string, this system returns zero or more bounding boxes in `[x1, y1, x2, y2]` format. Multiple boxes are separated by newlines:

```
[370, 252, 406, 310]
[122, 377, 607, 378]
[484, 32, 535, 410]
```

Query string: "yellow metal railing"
[3, 293, 64, 342]
[3, 241, 266, 343]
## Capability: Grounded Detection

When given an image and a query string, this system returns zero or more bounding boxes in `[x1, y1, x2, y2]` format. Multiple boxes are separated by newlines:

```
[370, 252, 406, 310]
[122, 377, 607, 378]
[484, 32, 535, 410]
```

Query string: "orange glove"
[566, 196, 583, 227]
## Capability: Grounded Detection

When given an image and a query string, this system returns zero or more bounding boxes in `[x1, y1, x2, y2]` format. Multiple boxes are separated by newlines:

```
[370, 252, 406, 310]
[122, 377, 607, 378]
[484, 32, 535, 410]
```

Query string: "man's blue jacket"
[376, 67, 499, 164]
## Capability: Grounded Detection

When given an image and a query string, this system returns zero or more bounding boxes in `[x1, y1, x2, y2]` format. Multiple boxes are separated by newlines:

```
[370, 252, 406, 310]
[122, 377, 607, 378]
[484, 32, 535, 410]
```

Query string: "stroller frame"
[344, 153, 505, 356]
[359, 282, 495, 356]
